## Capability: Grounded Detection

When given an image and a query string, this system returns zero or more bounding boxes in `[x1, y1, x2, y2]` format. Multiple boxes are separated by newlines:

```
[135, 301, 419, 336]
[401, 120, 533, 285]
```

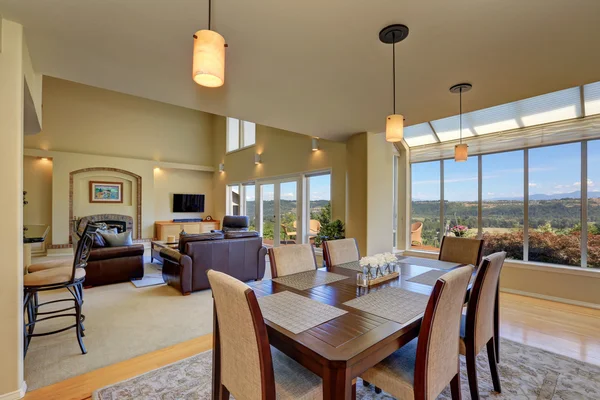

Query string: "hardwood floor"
[24, 293, 600, 400]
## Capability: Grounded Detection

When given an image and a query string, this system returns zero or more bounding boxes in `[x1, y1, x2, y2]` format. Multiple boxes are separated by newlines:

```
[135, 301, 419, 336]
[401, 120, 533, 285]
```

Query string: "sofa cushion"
[100, 230, 133, 247]
[89, 244, 145, 261]
[224, 231, 260, 239]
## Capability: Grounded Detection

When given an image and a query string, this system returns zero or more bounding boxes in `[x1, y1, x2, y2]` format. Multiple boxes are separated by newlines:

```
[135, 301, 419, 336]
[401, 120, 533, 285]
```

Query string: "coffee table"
[150, 240, 179, 264]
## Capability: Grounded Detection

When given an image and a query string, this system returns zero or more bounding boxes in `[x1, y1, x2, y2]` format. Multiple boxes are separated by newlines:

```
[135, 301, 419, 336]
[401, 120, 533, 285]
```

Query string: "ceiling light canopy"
[380, 24, 409, 142]
[450, 83, 472, 162]
[192, 0, 226, 88]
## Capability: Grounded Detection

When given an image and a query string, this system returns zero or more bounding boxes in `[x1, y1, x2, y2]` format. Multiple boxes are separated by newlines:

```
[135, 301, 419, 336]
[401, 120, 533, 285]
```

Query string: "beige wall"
[23, 156, 53, 243]
[212, 116, 346, 223]
[25, 77, 214, 166]
[345, 133, 368, 254]
[345, 132, 396, 255]
[0, 18, 28, 398]
[154, 168, 214, 222]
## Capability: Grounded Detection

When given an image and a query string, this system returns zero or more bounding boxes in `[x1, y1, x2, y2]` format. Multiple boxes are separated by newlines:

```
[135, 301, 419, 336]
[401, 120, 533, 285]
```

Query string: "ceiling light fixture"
[380, 24, 409, 142]
[192, 0, 227, 88]
[450, 83, 472, 162]
[311, 138, 319, 151]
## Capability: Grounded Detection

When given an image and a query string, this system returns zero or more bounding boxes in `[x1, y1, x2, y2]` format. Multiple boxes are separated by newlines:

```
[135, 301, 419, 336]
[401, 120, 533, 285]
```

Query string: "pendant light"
[193, 0, 226, 88]
[450, 83, 472, 162]
[379, 24, 409, 142]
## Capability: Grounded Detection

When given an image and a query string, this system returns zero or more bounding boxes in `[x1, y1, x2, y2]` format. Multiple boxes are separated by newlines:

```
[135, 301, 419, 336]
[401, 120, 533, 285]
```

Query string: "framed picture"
[89, 181, 123, 203]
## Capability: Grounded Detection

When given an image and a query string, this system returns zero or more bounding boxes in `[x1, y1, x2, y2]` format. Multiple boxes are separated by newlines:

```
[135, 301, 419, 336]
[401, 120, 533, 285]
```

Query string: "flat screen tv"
[173, 194, 205, 213]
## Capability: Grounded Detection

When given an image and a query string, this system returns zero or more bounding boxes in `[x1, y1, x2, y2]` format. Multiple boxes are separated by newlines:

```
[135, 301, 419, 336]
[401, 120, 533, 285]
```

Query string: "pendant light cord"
[459, 87, 463, 144]
[208, 0, 212, 31]
[392, 32, 396, 115]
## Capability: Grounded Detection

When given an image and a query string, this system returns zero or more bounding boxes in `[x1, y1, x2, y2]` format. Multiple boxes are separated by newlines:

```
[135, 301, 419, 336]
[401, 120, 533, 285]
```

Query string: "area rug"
[93, 339, 600, 399]
[131, 263, 165, 288]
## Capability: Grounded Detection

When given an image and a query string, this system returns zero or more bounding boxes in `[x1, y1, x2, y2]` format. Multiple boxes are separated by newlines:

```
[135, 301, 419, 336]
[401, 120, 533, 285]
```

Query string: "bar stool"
[23, 231, 94, 357]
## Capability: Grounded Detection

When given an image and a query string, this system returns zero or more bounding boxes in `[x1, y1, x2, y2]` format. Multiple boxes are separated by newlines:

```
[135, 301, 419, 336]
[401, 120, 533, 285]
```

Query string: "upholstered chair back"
[268, 244, 317, 278]
[416, 265, 473, 399]
[323, 238, 360, 268]
[467, 251, 506, 352]
[439, 236, 484, 266]
[207, 270, 275, 400]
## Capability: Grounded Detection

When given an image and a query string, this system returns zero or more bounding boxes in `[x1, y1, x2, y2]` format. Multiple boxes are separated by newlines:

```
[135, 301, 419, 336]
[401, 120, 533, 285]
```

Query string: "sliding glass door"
[258, 179, 301, 247]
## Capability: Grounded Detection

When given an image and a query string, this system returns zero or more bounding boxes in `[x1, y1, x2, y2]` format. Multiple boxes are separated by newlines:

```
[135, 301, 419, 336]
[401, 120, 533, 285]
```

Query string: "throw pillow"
[92, 227, 118, 248]
[99, 230, 133, 247]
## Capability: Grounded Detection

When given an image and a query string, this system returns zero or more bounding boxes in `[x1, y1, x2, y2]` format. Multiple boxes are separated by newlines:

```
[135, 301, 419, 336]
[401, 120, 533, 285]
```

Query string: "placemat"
[334, 260, 363, 272]
[408, 269, 475, 286]
[343, 287, 429, 325]
[398, 256, 461, 270]
[258, 291, 347, 334]
[272, 270, 348, 290]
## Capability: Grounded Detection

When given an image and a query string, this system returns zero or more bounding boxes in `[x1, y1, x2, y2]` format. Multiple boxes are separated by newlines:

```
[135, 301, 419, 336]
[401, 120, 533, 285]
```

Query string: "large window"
[227, 117, 256, 152]
[528, 143, 581, 266]
[443, 157, 478, 238]
[307, 173, 331, 247]
[410, 141, 599, 268]
[411, 161, 441, 250]
[482, 151, 524, 260]
[588, 140, 600, 267]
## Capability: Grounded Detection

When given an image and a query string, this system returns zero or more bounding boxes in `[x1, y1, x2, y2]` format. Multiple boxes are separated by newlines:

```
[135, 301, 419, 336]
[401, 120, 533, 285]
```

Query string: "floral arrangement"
[359, 252, 397, 268]
[450, 225, 468, 237]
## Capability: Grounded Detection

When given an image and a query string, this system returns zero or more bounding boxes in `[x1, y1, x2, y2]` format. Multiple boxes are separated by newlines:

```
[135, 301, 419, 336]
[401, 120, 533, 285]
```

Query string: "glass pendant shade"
[193, 30, 225, 88]
[455, 143, 468, 162]
[386, 114, 404, 142]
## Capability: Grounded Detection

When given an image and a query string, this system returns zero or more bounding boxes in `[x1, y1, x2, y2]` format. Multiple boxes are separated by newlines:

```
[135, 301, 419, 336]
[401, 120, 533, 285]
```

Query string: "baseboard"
[500, 288, 600, 310]
[0, 381, 27, 400]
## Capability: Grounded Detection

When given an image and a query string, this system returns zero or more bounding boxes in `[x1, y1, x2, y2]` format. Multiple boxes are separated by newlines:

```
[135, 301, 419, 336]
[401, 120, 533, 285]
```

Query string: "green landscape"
[412, 198, 600, 267]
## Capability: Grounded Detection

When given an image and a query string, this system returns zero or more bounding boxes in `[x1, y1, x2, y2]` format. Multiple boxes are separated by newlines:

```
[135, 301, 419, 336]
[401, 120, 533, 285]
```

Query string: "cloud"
[528, 183, 538, 187]
[573, 179, 594, 187]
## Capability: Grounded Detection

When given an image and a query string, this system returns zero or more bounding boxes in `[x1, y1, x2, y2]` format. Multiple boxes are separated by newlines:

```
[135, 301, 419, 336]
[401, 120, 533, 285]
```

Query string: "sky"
[237, 174, 331, 202]
[412, 140, 600, 202]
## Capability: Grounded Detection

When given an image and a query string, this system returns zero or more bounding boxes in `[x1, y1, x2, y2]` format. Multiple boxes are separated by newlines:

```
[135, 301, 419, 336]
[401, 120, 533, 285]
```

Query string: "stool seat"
[28, 259, 72, 273]
[24, 267, 85, 287]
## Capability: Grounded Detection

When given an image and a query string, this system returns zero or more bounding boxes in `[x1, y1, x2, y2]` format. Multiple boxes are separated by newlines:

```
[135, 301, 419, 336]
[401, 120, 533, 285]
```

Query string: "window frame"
[226, 117, 256, 153]
[408, 140, 593, 268]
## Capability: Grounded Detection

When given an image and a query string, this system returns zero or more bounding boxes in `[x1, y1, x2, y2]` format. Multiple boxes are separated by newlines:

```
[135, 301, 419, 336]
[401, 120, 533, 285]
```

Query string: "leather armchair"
[85, 244, 145, 286]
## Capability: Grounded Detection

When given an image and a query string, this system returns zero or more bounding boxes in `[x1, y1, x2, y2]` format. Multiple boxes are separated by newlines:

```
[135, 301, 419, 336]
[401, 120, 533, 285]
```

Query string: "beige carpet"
[24, 260, 214, 391]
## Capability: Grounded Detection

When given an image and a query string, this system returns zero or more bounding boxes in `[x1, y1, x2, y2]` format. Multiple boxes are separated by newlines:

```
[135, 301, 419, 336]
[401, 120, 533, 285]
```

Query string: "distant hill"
[488, 190, 600, 201]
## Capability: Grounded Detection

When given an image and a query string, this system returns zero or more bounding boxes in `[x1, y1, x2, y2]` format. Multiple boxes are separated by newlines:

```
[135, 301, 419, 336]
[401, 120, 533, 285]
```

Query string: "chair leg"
[466, 346, 480, 400]
[352, 382, 357, 399]
[72, 287, 87, 355]
[218, 384, 229, 400]
[362, 380, 371, 387]
[487, 337, 502, 393]
[450, 373, 462, 400]
[374, 386, 382, 394]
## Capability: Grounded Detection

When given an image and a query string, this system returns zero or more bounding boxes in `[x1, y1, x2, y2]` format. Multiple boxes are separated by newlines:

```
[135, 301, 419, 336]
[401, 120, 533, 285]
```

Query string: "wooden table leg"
[322, 366, 353, 400]
[212, 302, 221, 400]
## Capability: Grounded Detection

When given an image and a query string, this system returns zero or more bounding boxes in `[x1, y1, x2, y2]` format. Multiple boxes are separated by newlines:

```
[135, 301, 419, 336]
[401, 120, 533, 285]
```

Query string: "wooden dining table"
[212, 256, 471, 400]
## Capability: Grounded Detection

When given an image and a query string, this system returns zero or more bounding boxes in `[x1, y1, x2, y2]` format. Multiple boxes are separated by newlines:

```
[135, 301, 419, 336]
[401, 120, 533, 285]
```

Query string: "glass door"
[258, 178, 301, 247]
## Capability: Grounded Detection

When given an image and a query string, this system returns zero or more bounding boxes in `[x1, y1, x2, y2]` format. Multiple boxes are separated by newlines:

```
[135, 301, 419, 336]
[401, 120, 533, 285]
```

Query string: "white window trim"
[226, 118, 256, 154]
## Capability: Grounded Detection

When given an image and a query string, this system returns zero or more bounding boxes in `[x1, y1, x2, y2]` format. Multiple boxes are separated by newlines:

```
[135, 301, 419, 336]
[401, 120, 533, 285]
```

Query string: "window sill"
[401, 249, 600, 279]
[226, 144, 256, 155]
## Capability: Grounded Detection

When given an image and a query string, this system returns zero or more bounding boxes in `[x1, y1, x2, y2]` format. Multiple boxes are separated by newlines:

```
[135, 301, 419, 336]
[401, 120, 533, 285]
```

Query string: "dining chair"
[322, 238, 360, 269]
[359, 265, 474, 400]
[268, 243, 317, 278]
[439, 236, 484, 267]
[207, 270, 322, 400]
[460, 251, 506, 400]
[23, 231, 94, 357]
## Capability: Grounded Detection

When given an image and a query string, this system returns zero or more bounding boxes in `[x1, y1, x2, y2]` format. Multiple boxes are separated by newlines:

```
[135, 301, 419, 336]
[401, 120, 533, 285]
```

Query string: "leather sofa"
[85, 244, 145, 287]
[161, 229, 267, 295]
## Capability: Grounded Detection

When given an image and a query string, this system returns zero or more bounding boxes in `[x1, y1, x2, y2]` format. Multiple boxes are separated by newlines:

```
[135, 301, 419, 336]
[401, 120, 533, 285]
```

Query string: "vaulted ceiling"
[2, 0, 600, 141]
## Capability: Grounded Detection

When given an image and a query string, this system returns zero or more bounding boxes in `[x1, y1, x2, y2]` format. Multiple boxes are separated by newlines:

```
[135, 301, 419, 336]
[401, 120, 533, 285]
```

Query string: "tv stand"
[154, 220, 220, 241]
